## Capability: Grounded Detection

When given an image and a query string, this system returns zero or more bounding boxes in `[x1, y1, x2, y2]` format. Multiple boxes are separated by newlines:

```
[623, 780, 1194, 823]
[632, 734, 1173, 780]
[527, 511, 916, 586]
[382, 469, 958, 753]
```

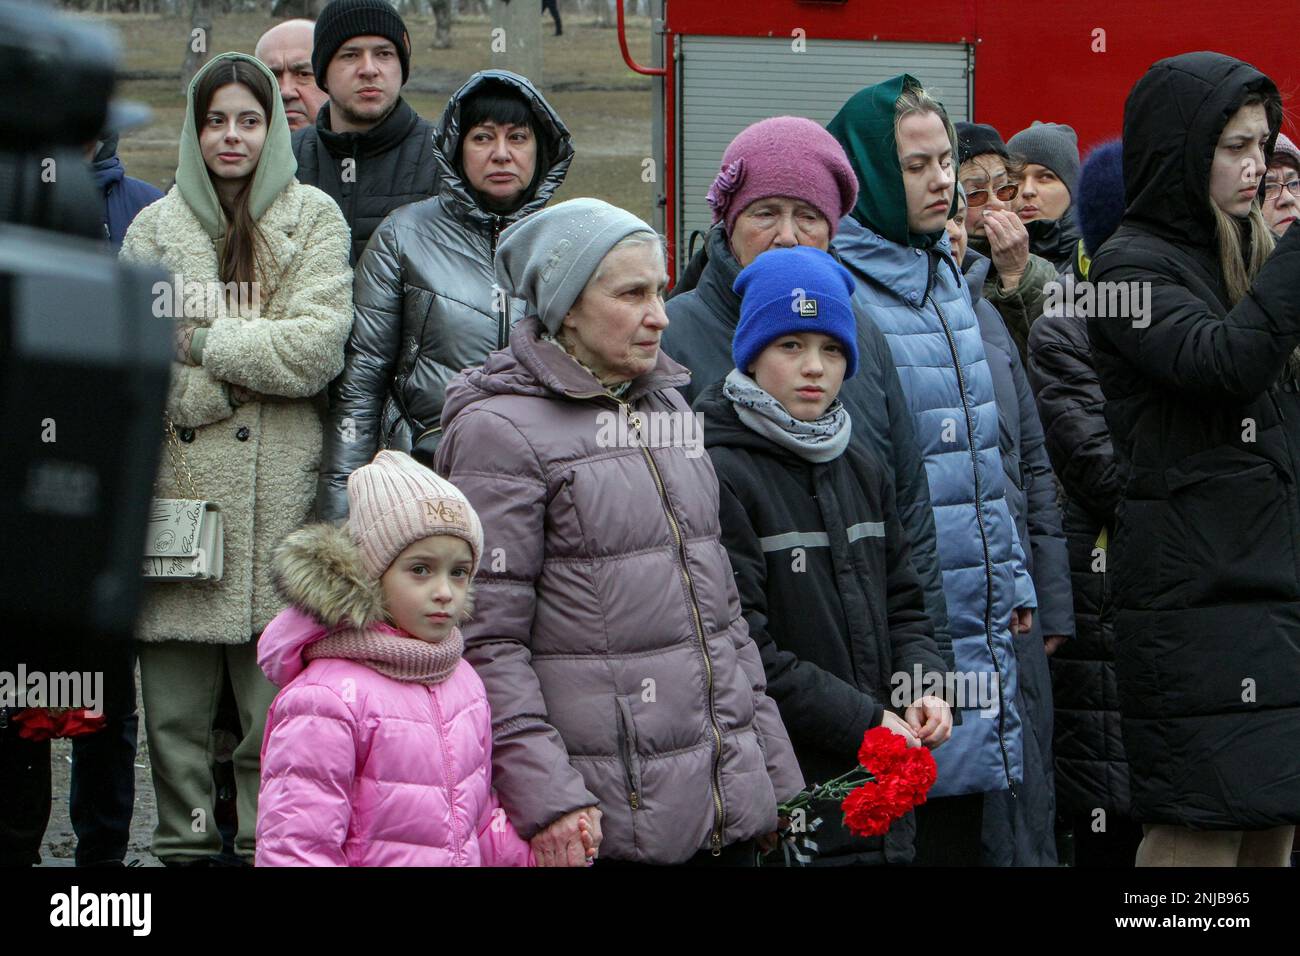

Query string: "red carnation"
[841, 781, 898, 838]
[12, 708, 59, 741]
[897, 747, 938, 805]
[857, 725, 911, 776]
[57, 709, 108, 738]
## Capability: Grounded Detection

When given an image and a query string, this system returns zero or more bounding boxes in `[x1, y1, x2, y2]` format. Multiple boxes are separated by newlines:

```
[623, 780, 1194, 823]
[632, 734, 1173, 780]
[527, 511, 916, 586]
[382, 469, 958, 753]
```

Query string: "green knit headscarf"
[827, 73, 958, 249]
[176, 52, 298, 239]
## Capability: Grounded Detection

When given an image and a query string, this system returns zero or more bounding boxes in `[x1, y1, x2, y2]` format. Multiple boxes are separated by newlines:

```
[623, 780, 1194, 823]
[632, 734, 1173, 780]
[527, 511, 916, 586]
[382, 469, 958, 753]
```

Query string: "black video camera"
[0, 0, 171, 718]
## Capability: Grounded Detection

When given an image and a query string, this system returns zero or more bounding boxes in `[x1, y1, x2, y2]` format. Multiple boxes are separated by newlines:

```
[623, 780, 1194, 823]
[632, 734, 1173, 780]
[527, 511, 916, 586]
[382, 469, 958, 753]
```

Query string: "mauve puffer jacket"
[254, 524, 533, 867]
[436, 316, 804, 864]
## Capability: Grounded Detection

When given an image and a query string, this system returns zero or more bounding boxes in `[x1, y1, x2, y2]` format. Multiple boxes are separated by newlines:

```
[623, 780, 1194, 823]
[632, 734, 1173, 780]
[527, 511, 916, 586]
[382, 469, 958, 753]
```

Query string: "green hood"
[827, 73, 956, 250]
[176, 52, 298, 239]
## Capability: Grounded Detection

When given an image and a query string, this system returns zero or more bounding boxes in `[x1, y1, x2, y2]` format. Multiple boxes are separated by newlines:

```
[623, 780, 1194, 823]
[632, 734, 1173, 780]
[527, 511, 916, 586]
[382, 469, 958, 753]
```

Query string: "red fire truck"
[618, 1, 1300, 282]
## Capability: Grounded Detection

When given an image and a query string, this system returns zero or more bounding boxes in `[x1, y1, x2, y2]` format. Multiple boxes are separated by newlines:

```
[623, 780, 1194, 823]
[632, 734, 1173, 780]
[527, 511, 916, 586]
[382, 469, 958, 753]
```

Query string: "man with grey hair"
[255, 18, 329, 132]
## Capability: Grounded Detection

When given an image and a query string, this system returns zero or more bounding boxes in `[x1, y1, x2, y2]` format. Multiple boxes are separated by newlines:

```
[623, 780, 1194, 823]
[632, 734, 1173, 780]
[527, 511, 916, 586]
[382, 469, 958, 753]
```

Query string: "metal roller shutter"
[678, 35, 972, 266]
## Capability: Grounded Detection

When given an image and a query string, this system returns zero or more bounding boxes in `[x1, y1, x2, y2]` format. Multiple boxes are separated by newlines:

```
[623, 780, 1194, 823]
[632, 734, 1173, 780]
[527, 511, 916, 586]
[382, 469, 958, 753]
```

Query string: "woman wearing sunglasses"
[954, 122, 1058, 363]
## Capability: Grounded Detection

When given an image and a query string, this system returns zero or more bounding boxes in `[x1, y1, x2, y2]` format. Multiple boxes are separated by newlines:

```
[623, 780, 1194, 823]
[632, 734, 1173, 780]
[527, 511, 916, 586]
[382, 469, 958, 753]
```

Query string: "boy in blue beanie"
[695, 246, 952, 867]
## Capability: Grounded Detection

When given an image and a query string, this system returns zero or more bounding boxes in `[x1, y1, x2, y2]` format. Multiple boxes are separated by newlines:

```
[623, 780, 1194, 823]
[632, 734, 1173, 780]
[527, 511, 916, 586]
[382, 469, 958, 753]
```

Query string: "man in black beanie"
[292, 0, 437, 264]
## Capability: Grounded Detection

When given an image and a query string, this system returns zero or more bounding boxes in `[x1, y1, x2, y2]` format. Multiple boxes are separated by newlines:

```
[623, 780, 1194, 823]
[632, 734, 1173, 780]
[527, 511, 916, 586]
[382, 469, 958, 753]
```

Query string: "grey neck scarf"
[723, 369, 851, 463]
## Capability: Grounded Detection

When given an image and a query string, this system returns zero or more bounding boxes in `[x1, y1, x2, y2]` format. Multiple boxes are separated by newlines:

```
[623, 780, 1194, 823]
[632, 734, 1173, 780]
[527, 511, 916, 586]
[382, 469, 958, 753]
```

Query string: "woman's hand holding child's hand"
[532, 806, 602, 867]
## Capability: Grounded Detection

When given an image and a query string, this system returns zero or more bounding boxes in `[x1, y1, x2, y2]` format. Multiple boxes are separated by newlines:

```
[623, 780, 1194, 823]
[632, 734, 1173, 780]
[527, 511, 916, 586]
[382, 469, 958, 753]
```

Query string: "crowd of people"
[3, 0, 1299, 869]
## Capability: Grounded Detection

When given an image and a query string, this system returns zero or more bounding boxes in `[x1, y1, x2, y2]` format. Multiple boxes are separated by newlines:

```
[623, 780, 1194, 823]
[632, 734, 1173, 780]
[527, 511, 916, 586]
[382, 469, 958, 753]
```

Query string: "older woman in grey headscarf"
[436, 198, 802, 867]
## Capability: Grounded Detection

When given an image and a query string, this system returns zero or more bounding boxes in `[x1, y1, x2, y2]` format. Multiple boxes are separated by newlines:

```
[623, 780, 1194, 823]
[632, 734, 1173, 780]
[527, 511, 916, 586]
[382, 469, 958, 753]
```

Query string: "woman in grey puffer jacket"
[436, 199, 804, 866]
[316, 69, 574, 519]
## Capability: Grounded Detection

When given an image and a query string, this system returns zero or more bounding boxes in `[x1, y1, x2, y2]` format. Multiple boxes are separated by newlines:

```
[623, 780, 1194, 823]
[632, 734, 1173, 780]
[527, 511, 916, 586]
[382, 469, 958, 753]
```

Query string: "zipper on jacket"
[346, 141, 359, 240]
[927, 289, 1017, 797]
[429, 688, 465, 863]
[614, 396, 726, 854]
[490, 215, 507, 349]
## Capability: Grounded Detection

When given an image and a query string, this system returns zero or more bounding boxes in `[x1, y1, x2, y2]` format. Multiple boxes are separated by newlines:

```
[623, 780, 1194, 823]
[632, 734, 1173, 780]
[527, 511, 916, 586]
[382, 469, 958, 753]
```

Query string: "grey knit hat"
[494, 198, 658, 335]
[1007, 121, 1081, 199]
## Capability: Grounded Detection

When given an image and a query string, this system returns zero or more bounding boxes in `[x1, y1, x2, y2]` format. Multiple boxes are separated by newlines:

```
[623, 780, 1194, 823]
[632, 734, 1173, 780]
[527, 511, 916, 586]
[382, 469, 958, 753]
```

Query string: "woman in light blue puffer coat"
[829, 74, 1035, 866]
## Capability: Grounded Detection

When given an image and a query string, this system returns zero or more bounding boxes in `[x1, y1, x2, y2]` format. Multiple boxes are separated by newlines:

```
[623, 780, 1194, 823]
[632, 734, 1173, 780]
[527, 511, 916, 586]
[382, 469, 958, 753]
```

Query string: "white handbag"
[142, 416, 224, 582]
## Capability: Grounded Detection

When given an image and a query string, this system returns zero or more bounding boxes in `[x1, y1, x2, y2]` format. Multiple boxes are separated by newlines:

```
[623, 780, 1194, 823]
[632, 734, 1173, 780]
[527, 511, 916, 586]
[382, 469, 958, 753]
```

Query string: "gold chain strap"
[162, 412, 201, 500]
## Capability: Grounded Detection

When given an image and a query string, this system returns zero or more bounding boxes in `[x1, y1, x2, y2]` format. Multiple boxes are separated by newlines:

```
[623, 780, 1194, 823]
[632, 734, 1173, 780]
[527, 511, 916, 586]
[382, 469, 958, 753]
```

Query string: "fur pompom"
[271, 522, 386, 629]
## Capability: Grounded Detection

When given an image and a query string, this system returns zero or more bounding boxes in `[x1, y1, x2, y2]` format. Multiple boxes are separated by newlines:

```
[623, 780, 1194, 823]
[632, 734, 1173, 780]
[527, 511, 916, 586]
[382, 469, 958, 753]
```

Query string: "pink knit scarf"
[303, 623, 464, 685]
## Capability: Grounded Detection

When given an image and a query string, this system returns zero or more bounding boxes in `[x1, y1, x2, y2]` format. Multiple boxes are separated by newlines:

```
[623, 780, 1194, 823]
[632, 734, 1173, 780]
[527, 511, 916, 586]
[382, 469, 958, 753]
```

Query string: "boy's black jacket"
[697, 381, 946, 865]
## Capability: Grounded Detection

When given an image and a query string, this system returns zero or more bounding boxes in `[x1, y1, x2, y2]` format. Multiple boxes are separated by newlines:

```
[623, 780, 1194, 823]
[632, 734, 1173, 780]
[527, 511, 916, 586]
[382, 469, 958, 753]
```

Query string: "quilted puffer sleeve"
[199, 192, 353, 399]
[1009, 334, 1073, 638]
[255, 682, 358, 867]
[436, 404, 599, 838]
[475, 792, 536, 867]
[1027, 310, 1120, 526]
[876, 331, 954, 671]
[317, 214, 408, 520]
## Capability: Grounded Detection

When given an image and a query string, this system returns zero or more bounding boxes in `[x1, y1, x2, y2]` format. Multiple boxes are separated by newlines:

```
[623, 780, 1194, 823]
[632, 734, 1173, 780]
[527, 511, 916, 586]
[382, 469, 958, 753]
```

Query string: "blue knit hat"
[732, 246, 859, 379]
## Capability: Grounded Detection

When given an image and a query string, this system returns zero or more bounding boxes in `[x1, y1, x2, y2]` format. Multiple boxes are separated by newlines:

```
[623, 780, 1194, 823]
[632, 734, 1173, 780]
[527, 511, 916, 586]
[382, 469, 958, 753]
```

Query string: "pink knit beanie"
[1272, 133, 1300, 173]
[706, 116, 859, 239]
[346, 450, 484, 580]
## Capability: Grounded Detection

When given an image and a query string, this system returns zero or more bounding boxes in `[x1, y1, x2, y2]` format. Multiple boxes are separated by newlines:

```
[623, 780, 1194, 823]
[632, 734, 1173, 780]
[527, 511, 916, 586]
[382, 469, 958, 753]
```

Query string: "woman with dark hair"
[120, 52, 353, 866]
[317, 70, 574, 518]
[1088, 52, 1300, 866]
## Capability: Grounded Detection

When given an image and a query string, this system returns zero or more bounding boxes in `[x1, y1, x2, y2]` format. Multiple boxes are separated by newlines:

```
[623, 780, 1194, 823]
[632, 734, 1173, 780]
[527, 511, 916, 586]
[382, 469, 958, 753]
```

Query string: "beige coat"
[121, 181, 353, 644]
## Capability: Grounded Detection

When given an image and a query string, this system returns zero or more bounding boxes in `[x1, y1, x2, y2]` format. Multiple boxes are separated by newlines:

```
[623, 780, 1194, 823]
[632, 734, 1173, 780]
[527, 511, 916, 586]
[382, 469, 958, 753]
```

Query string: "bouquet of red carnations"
[779, 726, 938, 840]
[8, 708, 108, 741]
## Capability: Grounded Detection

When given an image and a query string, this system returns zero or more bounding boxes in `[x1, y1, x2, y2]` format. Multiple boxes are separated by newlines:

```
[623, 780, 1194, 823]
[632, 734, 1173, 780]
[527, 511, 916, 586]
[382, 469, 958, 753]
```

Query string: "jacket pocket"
[614, 695, 643, 811]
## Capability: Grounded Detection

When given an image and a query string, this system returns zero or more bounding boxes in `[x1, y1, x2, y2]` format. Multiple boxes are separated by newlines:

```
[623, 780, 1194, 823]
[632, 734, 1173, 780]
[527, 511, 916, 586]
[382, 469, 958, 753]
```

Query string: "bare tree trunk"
[180, 0, 213, 94]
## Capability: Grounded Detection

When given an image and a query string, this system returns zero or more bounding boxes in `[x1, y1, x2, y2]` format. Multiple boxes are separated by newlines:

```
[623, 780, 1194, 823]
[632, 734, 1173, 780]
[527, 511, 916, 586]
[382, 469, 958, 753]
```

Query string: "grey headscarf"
[494, 197, 658, 334]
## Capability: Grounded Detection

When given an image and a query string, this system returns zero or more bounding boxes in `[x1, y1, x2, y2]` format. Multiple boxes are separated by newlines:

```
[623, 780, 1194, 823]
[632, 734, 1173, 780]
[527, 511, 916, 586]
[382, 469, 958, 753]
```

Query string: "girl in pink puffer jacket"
[255, 451, 560, 866]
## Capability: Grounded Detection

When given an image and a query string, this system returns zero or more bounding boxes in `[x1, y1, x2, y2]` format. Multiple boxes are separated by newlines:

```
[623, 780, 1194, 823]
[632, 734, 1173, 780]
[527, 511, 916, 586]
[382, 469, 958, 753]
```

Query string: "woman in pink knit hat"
[661, 116, 957, 709]
[253, 450, 592, 866]
[1263, 132, 1300, 237]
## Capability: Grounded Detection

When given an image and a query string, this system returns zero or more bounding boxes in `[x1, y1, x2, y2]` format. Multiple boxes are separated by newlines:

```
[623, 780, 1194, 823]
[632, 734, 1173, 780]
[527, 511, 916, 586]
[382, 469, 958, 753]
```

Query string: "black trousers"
[0, 729, 50, 866]
[541, 0, 562, 34]
[69, 712, 139, 865]
[912, 793, 985, 866]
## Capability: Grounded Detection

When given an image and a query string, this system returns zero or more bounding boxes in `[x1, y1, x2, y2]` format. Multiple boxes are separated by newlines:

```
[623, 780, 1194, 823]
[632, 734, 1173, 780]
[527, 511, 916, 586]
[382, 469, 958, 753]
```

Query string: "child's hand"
[577, 809, 602, 864]
[904, 695, 953, 749]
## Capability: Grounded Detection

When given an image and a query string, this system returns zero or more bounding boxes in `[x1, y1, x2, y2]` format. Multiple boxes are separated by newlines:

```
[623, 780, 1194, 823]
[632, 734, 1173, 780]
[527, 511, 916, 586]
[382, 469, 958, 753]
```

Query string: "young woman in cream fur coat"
[120, 51, 352, 866]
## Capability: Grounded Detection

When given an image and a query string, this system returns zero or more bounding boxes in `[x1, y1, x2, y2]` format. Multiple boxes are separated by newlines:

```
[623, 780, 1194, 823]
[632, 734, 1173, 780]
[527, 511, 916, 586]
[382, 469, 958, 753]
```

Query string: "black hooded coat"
[1088, 51, 1300, 829]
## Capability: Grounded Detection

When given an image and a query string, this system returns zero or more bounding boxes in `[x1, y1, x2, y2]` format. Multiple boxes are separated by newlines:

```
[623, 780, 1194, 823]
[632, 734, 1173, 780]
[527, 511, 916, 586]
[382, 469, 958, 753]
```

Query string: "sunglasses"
[965, 182, 1019, 207]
